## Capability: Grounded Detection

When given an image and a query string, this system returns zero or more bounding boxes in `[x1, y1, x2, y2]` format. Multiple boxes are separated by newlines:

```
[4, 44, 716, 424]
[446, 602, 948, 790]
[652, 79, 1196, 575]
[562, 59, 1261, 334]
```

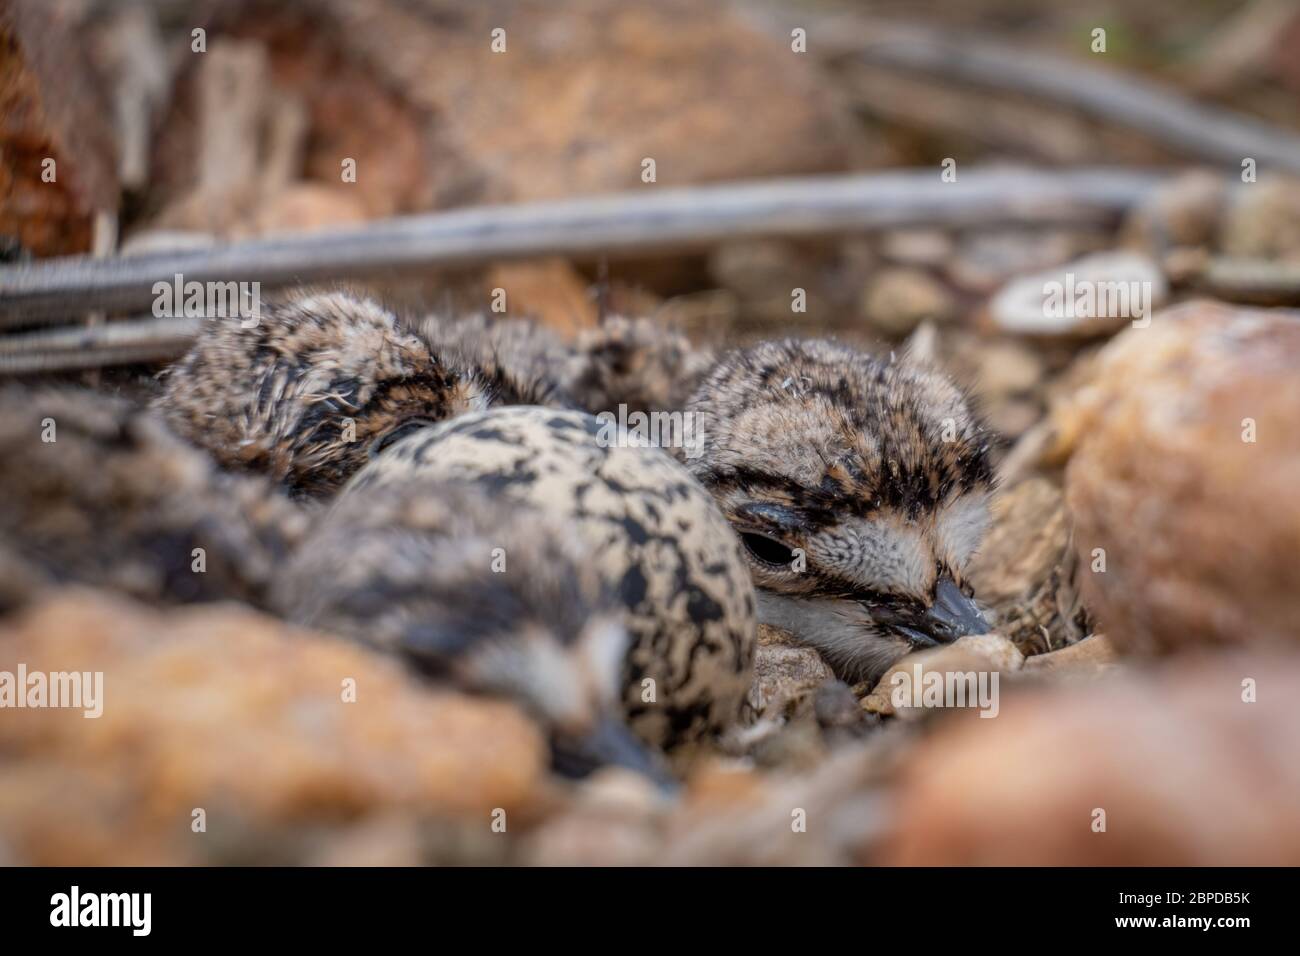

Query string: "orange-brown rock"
[252, 182, 370, 235]
[485, 258, 598, 336]
[156, 0, 863, 219]
[0, 591, 547, 865]
[0, 0, 118, 256]
[1064, 301, 1300, 654]
[325, 0, 866, 202]
[880, 654, 1300, 865]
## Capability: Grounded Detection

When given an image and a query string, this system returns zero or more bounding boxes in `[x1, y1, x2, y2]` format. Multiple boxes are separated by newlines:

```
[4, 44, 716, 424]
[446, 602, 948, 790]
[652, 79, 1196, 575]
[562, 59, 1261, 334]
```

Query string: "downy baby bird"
[337, 406, 758, 756]
[157, 288, 707, 499]
[155, 290, 497, 497]
[682, 338, 996, 685]
[155, 290, 754, 761]
[153, 287, 985, 693]
[419, 311, 713, 415]
[273, 477, 669, 783]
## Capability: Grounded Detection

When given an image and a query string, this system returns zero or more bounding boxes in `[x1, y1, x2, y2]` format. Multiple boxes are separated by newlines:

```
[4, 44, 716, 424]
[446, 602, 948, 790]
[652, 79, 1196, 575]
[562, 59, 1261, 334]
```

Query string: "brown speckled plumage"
[417, 312, 714, 416]
[346, 406, 758, 752]
[0, 387, 308, 613]
[156, 290, 714, 500]
[156, 290, 494, 497]
[273, 478, 636, 741]
[567, 315, 715, 415]
[150, 286, 991, 688]
[415, 312, 576, 408]
[683, 338, 997, 683]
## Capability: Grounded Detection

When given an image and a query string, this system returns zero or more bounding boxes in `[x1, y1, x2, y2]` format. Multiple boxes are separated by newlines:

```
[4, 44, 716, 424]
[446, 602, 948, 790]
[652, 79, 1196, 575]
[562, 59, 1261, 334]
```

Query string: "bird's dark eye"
[740, 533, 796, 567]
[369, 417, 436, 458]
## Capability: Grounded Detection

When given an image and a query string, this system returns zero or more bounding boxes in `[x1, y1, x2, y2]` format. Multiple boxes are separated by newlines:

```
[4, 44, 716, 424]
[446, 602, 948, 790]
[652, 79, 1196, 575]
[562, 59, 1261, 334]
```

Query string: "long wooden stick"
[10, 251, 1294, 377]
[835, 22, 1300, 174]
[0, 168, 1163, 327]
[0, 316, 199, 374]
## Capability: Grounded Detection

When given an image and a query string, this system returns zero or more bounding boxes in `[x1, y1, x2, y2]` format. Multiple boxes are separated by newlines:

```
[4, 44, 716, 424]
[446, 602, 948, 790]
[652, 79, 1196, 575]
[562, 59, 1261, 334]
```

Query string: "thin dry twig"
[0, 167, 1163, 327]
[841, 23, 1300, 174]
[0, 316, 199, 375]
[749, 4, 1300, 174]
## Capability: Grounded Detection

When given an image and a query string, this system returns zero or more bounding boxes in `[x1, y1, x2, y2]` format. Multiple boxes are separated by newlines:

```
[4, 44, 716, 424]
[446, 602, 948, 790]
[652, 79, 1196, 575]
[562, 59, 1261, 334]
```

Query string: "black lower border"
[0, 867, 1280, 941]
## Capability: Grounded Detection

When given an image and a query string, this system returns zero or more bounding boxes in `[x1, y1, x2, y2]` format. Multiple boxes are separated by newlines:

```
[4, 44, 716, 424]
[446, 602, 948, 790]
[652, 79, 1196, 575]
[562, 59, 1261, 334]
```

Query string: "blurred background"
[1, 0, 1298, 866]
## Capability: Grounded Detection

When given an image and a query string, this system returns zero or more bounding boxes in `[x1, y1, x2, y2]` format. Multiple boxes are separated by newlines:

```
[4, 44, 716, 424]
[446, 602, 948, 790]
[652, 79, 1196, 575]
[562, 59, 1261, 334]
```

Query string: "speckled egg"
[347, 406, 758, 750]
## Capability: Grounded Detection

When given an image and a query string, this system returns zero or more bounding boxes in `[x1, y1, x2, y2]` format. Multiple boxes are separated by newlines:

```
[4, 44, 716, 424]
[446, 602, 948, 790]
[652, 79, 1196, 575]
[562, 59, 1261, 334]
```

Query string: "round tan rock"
[880, 654, 1300, 865]
[860, 267, 955, 336]
[1064, 301, 1300, 653]
[0, 591, 547, 865]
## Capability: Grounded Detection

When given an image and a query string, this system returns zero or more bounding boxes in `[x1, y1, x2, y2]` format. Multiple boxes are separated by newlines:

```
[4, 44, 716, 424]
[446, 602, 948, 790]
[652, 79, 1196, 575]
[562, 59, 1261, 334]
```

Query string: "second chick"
[272, 476, 669, 783]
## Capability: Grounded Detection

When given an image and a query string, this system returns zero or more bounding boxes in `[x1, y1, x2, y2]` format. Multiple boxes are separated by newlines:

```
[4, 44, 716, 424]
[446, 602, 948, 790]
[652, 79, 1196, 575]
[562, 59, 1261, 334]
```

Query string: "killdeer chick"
[156, 287, 715, 498]
[420, 312, 713, 415]
[344, 406, 758, 753]
[566, 315, 715, 415]
[682, 338, 996, 685]
[156, 290, 494, 497]
[415, 313, 576, 409]
[273, 477, 668, 782]
[0, 386, 307, 612]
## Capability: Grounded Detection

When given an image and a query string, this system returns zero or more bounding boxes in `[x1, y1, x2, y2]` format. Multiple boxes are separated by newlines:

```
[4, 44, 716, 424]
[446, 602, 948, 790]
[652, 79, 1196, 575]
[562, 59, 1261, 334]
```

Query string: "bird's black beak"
[918, 576, 989, 645]
[550, 717, 678, 792]
[879, 576, 990, 647]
